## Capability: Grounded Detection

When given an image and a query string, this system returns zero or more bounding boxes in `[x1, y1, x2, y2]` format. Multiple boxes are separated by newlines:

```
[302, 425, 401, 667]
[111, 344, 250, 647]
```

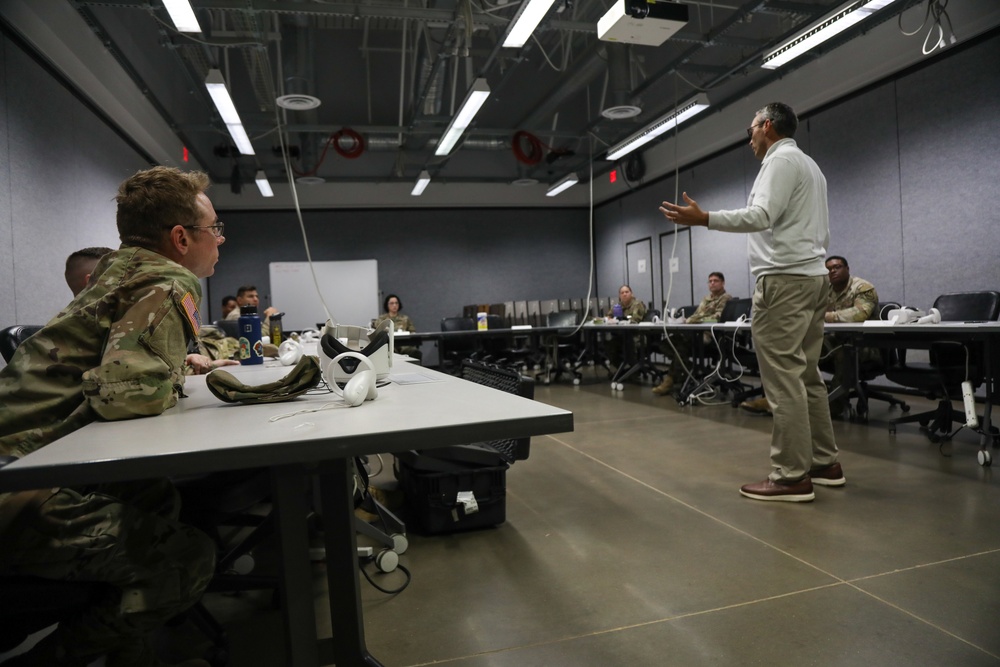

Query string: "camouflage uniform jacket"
[0, 246, 201, 466]
[686, 291, 732, 323]
[825, 275, 878, 322]
[375, 312, 417, 333]
[607, 299, 648, 323]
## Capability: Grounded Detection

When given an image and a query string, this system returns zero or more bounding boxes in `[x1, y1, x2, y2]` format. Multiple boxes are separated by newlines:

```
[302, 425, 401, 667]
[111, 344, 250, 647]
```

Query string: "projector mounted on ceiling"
[597, 0, 689, 47]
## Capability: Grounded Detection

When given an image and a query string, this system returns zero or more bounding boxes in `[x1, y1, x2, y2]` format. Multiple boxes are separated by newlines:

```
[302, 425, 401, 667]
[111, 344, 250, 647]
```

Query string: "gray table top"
[0, 359, 573, 492]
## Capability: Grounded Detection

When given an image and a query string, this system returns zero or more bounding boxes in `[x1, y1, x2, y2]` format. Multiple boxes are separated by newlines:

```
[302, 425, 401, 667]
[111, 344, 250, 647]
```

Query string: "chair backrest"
[642, 309, 660, 322]
[462, 304, 478, 319]
[720, 298, 752, 323]
[441, 316, 476, 332]
[0, 325, 44, 363]
[513, 301, 528, 325]
[459, 360, 534, 461]
[486, 314, 504, 330]
[932, 291, 1000, 322]
[540, 299, 559, 316]
[213, 319, 240, 339]
[526, 300, 541, 327]
[547, 311, 578, 327]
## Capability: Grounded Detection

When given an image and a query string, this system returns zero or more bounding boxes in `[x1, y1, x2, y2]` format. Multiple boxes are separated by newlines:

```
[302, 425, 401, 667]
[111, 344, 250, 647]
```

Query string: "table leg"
[316, 459, 384, 667]
[272, 465, 320, 667]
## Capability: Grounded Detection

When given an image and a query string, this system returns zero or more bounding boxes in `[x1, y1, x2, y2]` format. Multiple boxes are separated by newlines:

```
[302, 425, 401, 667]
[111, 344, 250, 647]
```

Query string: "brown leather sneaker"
[809, 462, 846, 487]
[651, 376, 674, 395]
[740, 397, 772, 415]
[740, 477, 815, 502]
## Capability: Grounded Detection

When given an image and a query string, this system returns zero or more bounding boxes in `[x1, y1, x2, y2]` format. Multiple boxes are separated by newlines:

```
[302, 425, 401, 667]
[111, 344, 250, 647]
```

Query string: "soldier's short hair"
[116, 166, 210, 250]
[65, 246, 114, 274]
[236, 285, 257, 298]
[709, 271, 725, 282]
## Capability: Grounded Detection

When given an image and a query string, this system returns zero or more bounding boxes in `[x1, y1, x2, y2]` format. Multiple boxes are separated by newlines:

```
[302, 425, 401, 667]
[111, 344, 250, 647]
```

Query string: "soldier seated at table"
[653, 272, 732, 395]
[604, 284, 648, 370]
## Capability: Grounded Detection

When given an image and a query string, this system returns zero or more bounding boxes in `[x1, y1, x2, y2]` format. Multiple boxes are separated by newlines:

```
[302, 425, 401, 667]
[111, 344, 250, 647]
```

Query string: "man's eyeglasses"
[180, 222, 225, 237]
[746, 120, 767, 139]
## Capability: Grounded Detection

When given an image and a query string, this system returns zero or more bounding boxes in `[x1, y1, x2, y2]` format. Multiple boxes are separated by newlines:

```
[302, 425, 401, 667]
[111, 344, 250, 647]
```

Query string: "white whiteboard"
[269, 260, 379, 330]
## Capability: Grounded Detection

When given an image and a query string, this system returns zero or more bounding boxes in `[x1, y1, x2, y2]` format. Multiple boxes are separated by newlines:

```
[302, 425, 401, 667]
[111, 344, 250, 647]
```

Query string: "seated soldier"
[604, 284, 648, 370]
[653, 272, 732, 395]
[225, 284, 280, 331]
[0, 167, 238, 667]
[64, 246, 114, 296]
[821, 255, 880, 418]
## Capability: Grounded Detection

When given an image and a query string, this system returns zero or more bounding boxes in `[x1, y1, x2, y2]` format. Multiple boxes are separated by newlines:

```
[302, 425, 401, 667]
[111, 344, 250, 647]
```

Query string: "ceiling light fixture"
[761, 0, 902, 70]
[162, 0, 201, 33]
[605, 94, 710, 162]
[411, 170, 431, 196]
[204, 69, 255, 155]
[254, 170, 273, 197]
[546, 173, 579, 197]
[502, 0, 558, 48]
[434, 78, 491, 157]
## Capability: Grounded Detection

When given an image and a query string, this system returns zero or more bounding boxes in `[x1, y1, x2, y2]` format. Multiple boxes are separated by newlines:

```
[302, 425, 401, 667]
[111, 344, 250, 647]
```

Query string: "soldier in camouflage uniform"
[821, 255, 880, 417]
[653, 272, 732, 395]
[604, 285, 648, 370]
[375, 293, 421, 360]
[0, 167, 234, 667]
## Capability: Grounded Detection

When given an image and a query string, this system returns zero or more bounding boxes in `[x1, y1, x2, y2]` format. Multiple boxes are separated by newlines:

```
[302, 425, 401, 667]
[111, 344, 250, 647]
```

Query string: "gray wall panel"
[208, 208, 591, 364]
[809, 84, 905, 305]
[895, 41, 1000, 309]
[0, 38, 14, 327]
[595, 34, 1000, 317]
[1, 38, 143, 336]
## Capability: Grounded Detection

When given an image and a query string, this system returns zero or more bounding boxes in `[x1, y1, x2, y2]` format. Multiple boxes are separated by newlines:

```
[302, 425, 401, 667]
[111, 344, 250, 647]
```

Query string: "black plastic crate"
[397, 460, 509, 535]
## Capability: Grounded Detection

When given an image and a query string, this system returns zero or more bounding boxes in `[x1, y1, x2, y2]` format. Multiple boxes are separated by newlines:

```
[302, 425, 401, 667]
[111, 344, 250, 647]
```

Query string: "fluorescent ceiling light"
[605, 94, 710, 161]
[254, 170, 273, 197]
[761, 0, 902, 70]
[502, 0, 558, 48]
[162, 0, 201, 33]
[411, 170, 431, 196]
[434, 78, 491, 156]
[546, 173, 579, 197]
[205, 69, 255, 155]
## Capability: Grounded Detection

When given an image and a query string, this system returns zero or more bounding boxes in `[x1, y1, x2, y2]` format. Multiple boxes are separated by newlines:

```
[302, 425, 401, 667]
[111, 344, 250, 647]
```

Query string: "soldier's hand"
[185, 354, 241, 374]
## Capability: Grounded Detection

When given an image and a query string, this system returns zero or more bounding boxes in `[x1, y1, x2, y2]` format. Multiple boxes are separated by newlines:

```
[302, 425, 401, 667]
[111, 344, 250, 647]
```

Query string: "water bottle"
[612, 303, 623, 320]
[269, 312, 284, 346]
[238, 305, 263, 365]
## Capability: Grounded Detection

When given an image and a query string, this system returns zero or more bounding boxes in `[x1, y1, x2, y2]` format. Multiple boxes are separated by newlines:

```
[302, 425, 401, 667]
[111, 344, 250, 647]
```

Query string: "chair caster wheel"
[573, 378, 581, 386]
[390, 533, 408, 554]
[978, 450, 992, 467]
[375, 548, 399, 573]
[615, 382, 624, 391]
[901, 404, 910, 413]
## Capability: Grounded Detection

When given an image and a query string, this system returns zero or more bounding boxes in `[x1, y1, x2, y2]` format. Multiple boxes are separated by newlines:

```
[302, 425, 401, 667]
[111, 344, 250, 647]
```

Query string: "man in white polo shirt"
[659, 102, 843, 502]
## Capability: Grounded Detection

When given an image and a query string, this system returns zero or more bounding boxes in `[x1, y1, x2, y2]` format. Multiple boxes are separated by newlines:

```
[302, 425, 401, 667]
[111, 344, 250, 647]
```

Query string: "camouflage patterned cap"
[206, 355, 321, 404]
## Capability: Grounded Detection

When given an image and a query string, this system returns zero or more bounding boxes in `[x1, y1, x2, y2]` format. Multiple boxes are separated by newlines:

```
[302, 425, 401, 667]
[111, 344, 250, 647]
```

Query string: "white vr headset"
[318, 318, 394, 385]
[886, 307, 941, 325]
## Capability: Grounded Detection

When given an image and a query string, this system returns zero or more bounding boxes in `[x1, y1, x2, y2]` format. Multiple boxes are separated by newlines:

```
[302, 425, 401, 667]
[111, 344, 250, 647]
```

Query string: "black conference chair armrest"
[0, 455, 18, 470]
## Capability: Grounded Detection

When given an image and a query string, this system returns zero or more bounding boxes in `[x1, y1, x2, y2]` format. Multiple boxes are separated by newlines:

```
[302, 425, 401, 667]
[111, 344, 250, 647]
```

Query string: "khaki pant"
[751, 274, 838, 481]
[0, 479, 215, 666]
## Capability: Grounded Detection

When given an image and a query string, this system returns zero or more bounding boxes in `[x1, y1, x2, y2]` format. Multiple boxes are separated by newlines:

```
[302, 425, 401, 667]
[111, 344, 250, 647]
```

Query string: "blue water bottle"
[238, 305, 263, 365]
[612, 303, 623, 320]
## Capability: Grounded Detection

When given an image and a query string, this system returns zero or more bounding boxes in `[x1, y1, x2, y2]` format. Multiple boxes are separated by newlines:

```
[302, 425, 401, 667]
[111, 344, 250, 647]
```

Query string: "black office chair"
[212, 318, 240, 339]
[438, 316, 477, 373]
[885, 291, 1000, 456]
[844, 301, 910, 422]
[0, 325, 44, 363]
[536, 311, 582, 385]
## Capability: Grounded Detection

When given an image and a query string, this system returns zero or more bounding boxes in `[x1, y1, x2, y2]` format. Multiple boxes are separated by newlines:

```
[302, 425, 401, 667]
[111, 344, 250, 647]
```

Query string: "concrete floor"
[203, 370, 1000, 666]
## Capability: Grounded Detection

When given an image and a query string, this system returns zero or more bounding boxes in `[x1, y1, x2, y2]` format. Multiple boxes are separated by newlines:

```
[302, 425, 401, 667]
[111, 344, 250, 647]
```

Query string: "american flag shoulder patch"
[180, 292, 202, 334]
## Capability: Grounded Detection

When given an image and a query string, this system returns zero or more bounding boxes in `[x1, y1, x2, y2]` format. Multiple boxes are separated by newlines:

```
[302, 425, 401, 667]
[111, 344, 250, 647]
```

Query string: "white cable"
[268, 402, 348, 422]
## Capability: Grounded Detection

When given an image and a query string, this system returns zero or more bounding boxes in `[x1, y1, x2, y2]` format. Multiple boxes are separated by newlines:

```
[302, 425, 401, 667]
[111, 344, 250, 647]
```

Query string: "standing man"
[652, 272, 732, 395]
[659, 102, 843, 502]
[0, 167, 228, 666]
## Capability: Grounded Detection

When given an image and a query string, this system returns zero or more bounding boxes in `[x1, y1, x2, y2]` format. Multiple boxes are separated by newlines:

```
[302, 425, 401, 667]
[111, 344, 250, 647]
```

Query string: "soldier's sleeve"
[829, 285, 878, 322]
[81, 283, 197, 420]
[634, 301, 648, 322]
[686, 296, 711, 324]
[406, 316, 416, 333]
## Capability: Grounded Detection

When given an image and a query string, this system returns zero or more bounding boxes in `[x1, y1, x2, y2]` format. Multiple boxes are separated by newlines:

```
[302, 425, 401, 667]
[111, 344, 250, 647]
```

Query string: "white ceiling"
[2, 0, 997, 209]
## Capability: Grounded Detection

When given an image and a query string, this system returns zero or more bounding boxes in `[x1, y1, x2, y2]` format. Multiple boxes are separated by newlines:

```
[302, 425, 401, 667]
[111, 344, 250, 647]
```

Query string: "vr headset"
[318, 318, 394, 386]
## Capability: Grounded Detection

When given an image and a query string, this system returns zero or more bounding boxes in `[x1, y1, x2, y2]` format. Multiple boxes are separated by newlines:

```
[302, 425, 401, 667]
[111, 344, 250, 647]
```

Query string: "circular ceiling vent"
[511, 178, 539, 186]
[295, 176, 326, 185]
[601, 105, 641, 120]
[277, 94, 322, 111]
